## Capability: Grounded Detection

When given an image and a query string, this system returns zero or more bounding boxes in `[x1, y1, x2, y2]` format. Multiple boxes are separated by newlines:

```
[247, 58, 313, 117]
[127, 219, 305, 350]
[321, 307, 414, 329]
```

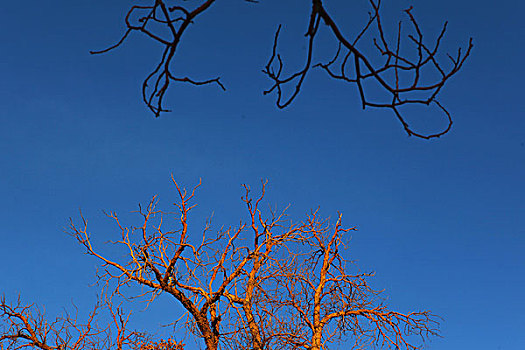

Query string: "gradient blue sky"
[1, 1, 524, 349]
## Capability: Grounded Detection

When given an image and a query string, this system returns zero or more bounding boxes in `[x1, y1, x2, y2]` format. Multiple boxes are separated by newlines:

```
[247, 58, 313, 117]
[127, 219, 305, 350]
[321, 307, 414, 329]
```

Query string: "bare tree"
[92, 0, 472, 139]
[0, 295, 190, 350]
[1, 178, 439, 350]
[0, 296, 145, 350]
[27, 177, 439, 350]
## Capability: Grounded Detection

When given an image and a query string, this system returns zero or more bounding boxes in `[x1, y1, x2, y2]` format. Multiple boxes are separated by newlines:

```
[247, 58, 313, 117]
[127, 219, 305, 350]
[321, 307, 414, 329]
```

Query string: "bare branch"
[93, 1, 471, 138]
[269, 0, 473, 139]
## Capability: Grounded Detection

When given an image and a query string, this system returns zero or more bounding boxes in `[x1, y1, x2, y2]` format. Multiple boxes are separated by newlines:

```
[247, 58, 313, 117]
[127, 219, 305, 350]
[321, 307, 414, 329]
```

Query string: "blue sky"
[1, 1, 524, 349]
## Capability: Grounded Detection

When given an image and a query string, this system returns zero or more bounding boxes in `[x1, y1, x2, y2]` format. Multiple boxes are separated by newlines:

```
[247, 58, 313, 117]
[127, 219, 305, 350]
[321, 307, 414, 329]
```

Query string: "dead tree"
[92, 0, 472, 139]
[0, 296, 145, 350]
[60, 177, 439, 350]
[0, 296, 188, 350]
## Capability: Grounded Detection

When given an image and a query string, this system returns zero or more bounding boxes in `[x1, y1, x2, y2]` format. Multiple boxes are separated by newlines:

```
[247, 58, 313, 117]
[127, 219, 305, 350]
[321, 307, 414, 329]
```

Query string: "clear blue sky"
[1, 1, 524, 349]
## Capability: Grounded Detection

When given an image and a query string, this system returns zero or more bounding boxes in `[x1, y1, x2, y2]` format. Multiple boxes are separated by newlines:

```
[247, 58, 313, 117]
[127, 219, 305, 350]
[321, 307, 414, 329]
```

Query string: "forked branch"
[91, 1, 225, 117]
[264, 0, 472, 139]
